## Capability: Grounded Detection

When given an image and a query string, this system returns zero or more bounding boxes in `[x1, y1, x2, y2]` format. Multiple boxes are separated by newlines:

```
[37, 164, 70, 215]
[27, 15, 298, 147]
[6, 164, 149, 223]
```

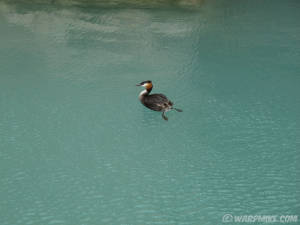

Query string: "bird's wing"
[143, 94, 173, 111]
[151, 94, 173, 106]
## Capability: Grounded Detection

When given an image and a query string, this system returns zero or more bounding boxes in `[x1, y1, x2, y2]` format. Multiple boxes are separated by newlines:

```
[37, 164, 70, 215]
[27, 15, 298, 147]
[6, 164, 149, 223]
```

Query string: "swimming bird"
[136, 80, 182, 121]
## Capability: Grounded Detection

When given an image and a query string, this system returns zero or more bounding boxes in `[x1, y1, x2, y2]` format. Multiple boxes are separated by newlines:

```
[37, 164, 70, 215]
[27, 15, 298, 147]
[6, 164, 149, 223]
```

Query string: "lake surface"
[0, 0, 300, 224]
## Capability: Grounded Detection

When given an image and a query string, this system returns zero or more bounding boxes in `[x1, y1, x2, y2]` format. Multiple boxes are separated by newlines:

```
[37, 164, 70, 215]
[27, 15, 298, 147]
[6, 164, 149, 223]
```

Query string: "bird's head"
[136, 80, 153, 90]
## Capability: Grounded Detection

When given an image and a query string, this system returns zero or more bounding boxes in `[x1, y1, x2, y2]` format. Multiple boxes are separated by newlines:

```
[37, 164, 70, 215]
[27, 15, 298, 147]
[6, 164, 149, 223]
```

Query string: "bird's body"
[137, 80, 182, 121]
[139, 92, 173, 112]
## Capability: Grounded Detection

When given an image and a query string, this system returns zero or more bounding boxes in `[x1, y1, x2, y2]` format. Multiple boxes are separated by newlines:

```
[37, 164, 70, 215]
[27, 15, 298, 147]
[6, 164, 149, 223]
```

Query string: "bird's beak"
[136, 84, 141, 86]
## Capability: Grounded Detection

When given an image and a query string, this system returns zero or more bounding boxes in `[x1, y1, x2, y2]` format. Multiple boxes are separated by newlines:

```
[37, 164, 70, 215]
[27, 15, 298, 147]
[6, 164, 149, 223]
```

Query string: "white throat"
[139, 89, 148, 100]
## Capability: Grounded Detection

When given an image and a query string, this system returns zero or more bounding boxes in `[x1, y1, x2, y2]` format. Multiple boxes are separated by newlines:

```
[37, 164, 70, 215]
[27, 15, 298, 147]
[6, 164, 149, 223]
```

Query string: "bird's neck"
[139, 88, 152, 100]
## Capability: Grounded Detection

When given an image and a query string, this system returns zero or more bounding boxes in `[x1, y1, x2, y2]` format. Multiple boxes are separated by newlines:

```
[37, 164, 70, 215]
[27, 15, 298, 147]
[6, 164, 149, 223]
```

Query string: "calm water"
[1, 0, 300, 224]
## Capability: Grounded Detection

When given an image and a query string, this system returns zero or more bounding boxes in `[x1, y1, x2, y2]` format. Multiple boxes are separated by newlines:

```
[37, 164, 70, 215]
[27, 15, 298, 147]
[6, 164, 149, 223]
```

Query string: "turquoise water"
[1, 0, 300, 224]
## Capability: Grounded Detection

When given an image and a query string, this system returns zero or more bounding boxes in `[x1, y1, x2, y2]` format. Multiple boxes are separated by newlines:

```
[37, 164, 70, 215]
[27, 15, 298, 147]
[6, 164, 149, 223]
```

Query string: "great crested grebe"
[136, 80, 182, 121]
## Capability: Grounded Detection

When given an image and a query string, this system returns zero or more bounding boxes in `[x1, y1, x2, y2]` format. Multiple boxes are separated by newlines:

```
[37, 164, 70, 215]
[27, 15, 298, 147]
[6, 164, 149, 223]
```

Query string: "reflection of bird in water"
[136, 80, 182, 121]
